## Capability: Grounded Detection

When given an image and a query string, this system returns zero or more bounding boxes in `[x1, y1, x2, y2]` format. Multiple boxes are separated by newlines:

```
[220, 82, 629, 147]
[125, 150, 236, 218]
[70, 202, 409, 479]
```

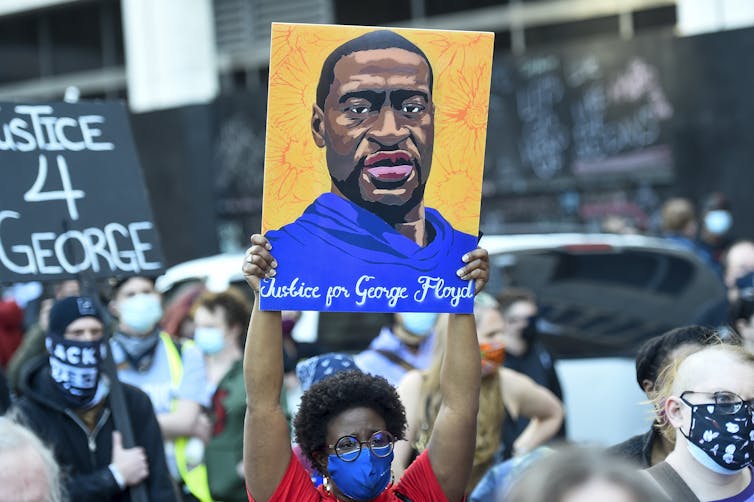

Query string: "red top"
[247, 449, 451, 502]
[0, 300, 23, 367]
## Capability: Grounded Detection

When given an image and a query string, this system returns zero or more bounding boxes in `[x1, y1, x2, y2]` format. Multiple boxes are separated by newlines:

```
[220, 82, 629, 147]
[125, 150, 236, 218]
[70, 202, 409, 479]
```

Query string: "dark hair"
[634, 325, 719, 390]
[730, 296, 754, 324]
[496, 287, 536, 314]
[316, 30, 434, 110]
[109, 275, 157, 295]
[702, 191, 731, 213]
[193, 287, 251, 349]
[293, 370, 406, 472]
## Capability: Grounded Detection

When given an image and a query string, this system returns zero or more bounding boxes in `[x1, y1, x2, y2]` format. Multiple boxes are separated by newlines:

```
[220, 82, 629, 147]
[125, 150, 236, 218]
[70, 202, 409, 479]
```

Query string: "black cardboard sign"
[0, 102, 164, 282]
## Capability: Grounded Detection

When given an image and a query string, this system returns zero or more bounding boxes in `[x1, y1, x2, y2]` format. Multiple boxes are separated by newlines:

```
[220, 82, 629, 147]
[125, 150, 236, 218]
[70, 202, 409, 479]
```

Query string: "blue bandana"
[296, 353, 359, 391]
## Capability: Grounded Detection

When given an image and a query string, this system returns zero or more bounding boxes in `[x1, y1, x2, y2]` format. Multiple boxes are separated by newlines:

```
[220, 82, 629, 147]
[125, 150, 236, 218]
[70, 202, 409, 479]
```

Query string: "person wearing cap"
[13, 296, 177, 502]
[108, 275, 212, 501]
[607, 325, 736, 468]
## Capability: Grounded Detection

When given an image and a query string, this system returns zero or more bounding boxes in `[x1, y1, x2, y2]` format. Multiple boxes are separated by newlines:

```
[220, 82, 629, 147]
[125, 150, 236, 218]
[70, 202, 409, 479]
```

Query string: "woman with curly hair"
[241, 234, 488, 502]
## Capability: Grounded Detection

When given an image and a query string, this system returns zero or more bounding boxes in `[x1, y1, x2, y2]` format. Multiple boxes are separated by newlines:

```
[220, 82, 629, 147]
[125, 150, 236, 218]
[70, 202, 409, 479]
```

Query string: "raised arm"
[394, 369, 424, 480]
[241, 234, 291, 502]
[427, 248, 488, 502]
[500, 367, 564, 456]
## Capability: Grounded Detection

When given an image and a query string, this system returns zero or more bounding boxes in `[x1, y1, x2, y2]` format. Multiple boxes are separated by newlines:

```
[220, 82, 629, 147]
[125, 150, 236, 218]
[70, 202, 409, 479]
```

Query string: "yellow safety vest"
[161, 332, 214, 502]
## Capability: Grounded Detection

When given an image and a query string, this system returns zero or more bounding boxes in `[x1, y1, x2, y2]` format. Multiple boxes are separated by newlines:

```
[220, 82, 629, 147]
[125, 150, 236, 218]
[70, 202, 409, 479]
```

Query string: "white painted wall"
[677, 0, 754, 35]
[122, 0, 219, 113]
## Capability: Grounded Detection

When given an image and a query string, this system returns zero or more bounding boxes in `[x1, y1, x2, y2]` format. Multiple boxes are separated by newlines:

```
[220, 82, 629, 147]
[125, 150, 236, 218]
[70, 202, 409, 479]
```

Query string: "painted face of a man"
[313, 47, 434, 217]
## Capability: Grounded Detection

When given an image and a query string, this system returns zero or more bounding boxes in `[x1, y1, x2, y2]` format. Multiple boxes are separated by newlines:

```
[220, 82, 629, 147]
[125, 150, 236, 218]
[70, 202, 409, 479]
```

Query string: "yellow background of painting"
[262, 23, 494, 235]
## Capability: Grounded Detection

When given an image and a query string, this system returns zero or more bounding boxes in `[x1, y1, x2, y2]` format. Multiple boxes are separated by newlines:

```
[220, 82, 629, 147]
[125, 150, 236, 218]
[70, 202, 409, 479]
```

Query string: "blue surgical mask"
[400, 313, 438, 337]
[118, 294, 163, 334]
[705, 210, 732, 236]
[327, 449, 393, 500]
[194, 327, 225, 355]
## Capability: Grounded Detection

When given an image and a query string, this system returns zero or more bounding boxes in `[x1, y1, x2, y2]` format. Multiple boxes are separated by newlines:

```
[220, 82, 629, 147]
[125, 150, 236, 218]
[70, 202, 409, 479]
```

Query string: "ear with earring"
[323, 475, 333, 493]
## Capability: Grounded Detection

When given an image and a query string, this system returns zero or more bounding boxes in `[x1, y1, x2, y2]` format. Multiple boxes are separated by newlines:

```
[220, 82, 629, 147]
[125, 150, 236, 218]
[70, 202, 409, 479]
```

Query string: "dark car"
[481, 233, 727, 359]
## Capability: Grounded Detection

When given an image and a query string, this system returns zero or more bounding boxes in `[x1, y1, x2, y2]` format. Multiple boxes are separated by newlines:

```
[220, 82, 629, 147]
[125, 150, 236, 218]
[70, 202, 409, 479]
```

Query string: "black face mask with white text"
[46, 333, 106, 408]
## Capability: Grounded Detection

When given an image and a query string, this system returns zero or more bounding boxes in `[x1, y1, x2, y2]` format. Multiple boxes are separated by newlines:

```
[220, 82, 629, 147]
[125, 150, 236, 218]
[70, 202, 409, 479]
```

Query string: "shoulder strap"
[646, 461, 700, 502]
[374, 349, 416, 372]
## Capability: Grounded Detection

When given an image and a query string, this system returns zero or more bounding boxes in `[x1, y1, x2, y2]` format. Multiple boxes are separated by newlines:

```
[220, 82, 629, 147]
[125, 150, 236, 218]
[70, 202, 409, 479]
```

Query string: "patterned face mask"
[680, 392, 754, 473]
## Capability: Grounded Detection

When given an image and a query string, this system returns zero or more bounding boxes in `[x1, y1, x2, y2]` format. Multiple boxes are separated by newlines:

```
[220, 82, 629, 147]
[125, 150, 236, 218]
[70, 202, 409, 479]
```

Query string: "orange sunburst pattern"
[262, 23, 494, 235]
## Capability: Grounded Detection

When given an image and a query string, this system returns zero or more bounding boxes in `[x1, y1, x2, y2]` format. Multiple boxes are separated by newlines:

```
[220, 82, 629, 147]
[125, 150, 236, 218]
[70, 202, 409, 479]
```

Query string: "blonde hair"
[652, 335, 754, 442]
[661, 198, 696, 233]
[414, 312, 504, 490]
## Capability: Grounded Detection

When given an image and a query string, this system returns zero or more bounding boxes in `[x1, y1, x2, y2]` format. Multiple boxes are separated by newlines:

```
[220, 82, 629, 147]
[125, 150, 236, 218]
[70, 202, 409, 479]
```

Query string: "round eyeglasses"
[327, 430, 395, 462]
[680, 391, 754, 415]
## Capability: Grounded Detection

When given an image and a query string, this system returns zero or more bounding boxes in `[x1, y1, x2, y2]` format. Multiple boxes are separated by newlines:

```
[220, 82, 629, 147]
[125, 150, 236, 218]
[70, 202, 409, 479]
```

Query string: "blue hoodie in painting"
[262, 193, 478, 313]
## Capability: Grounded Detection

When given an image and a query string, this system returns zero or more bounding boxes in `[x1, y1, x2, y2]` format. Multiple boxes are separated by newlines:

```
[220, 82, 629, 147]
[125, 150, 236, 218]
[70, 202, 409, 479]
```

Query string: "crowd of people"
[5, 21, 754, 500]
[1, 167, 753, 502]
[0, 209, 752, 501]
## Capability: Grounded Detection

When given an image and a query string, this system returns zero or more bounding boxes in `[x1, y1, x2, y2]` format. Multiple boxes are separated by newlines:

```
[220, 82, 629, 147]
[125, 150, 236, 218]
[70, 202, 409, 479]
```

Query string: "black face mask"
[681, 396, 754, 473]
[46, 333, 105, 408]
[736, 272, 754, 300]
[521, 315, 539, 344]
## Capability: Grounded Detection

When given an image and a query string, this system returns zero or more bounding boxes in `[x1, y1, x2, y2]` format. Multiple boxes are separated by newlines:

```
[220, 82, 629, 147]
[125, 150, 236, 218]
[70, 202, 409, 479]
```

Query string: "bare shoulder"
[500, 366, 537, 388]
[398, 369, 424, 398]
[499, 367, 535, 415]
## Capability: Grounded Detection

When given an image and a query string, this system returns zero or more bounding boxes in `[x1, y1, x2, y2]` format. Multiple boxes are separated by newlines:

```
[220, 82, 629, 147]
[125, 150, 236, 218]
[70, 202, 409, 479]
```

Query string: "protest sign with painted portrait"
[260, 23, 493, 313]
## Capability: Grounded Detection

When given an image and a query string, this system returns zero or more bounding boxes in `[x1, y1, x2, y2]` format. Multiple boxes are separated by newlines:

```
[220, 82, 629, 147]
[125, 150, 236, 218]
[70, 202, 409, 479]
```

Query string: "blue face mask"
[705, 210, 733, 236]
[194, 326, 225, 355]
[118, 293, 163, 334]
[400, 313, 438, 337]
[327, 449, 393, 500]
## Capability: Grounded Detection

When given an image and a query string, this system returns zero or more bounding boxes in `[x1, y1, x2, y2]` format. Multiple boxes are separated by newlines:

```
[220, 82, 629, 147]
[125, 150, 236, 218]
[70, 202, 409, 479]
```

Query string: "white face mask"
[194, 327, 225, 355]
[118, 294, 163, 334]
[705, 210, 732, 236]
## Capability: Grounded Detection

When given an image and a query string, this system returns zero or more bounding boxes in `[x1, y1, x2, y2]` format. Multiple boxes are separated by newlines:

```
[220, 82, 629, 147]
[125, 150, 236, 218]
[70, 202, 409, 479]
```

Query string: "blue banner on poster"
[259, 24, 493, 313]
[260, 193, 478, 312]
